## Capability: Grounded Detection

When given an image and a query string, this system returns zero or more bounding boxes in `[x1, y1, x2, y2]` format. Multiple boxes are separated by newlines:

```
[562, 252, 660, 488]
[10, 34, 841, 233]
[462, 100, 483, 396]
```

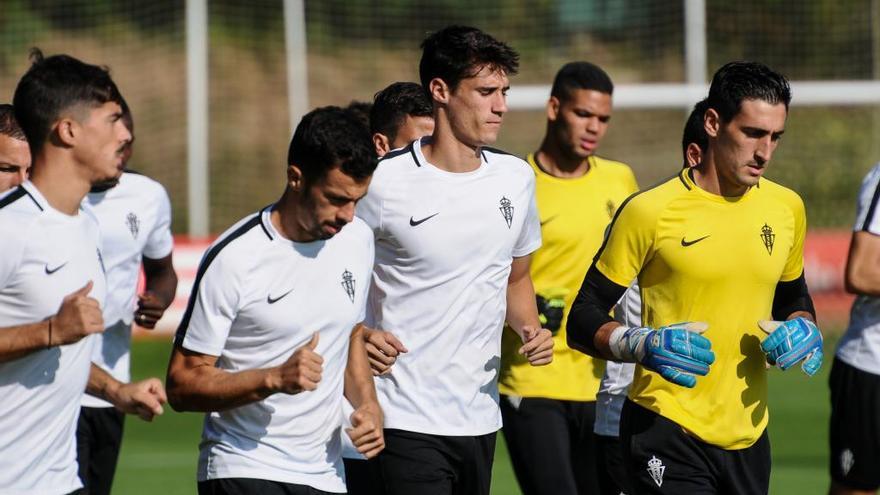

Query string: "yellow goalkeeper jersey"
[499, 153, 638, 401]
[594, 168, 806, 449]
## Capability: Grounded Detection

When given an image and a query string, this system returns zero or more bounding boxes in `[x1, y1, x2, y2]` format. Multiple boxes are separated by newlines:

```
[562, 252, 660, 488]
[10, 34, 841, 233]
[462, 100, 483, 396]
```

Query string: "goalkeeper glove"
[608, 322, 714, 388]
[758, 317, 823, 376]
[536, 289, 566, 334]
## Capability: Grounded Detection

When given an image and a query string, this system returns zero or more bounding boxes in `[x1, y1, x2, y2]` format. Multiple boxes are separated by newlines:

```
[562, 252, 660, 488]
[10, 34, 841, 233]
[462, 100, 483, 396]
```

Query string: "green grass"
[115, 339, 833, 494]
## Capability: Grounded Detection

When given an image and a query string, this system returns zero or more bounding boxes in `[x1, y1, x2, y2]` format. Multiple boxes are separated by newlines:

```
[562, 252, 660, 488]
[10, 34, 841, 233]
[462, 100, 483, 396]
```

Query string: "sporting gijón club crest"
[341, 269, 355, 303]
[499, 196, 514, 228]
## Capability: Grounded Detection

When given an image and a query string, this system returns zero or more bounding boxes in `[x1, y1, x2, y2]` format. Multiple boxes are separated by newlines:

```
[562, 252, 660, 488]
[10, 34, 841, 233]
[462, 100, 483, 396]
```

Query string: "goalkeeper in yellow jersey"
[568, 61, 823, 494]
[498, 61, 638, 495]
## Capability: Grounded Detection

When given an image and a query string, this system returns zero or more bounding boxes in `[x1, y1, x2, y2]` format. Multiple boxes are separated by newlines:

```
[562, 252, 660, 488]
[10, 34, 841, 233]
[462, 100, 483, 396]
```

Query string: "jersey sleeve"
[625, 167, 639, 194]
[177, 249, 243, 356]
[781, 192, 807, 282]
[143, 186, 174, 259]
[357, 231, 375, 323]
[355, 183, 383, 235]
[594, 196, 656, 287]
[853, 163, 880, 235]
[513, 174, 542, 257]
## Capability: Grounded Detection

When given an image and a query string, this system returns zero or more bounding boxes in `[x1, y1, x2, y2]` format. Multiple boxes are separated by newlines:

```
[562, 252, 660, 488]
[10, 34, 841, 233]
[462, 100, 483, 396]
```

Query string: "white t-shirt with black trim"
[0, 181, 106, 494]
[837, 162, 880, 375]
[356, 138, 542, 436]
[83, 171, 174, 408]
[176, 206, 373, 493]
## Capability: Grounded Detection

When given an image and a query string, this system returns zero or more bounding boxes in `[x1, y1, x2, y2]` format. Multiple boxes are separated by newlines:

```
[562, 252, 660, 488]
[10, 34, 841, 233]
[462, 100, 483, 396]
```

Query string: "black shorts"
[197, 478, 335, 495]
[377, 428, 496, 495]
[594, 433, 630, 495]
[343, 457, 384, 495]
[620, 400, 771, 494]
[76, 406, 125, 495]
[829, 357, 880, 490]
[499, 395, 598, 495]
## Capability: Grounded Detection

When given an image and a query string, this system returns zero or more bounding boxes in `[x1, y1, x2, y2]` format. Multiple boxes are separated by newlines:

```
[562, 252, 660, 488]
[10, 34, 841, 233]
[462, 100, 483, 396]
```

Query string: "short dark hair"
[345, 100, 372, 130]
[13, 49, 124, 154]
[707, 61, 791, 122]
[370, 82, 433, 140]
[419, 25, 519, 96]
[550, 62, 614, 101]
[0, 104, 26, 141]
[682, 99, 709, 161]
[287, 106, 377, 184]
[119, 95, 133, 134]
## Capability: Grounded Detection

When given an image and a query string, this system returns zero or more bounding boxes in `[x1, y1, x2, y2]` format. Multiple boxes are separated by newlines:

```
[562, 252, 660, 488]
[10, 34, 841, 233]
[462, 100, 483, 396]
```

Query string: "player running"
[568, 61, 823, 494]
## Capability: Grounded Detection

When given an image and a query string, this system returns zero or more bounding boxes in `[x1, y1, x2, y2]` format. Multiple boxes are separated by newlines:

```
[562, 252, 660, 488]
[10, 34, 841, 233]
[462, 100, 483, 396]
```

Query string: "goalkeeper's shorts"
[829, 357, 880, 491]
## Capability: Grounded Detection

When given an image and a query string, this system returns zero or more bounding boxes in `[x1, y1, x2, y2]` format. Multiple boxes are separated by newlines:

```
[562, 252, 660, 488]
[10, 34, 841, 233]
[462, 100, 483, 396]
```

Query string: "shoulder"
[202, 212, 270, 273]
[618, 173, 687, 219]
[593, 155, 636, 178]
[758, 178, 805, 218]
[343, 217, 374, 242]
[119, 171, 171, 202]
[483, 146, 535, 182]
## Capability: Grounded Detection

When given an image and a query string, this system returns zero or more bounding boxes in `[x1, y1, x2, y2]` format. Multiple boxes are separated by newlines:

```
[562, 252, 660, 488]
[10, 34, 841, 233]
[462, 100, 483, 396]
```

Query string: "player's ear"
[373, 133, 390, 157]
[686, 143, 702, 167]
[546, 96, 560, 122]
[287, 164, 304, 191]
[704, 108, 721, 138]
[53, 116, 78, 147]
[428, 77, 450, 105]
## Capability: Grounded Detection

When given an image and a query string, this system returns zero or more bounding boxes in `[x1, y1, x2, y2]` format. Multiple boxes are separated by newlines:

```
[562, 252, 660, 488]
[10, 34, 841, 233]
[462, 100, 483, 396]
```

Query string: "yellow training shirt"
[594, 168, 806, 449]
[499, 153, 638, 401]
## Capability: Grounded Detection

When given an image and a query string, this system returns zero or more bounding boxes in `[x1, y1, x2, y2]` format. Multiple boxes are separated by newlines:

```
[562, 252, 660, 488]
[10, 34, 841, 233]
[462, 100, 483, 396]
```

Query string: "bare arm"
[505, 255, 554, 365]
[845, 231, 880, 296]
[166, 333, 322, 412]
[135, 254, 178, 328]
[0, 282, 103, 363]
[87, 363, 167, 421]
[344, 324, 384, 458]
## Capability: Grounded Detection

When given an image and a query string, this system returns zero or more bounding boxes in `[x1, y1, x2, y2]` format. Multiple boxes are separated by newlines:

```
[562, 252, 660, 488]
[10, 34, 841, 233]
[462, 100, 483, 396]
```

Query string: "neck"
[29, 150, 92, 215]
[420, 114, 482, 173]
[693, 151, 749, 197]
[536, 132, 591, 178]
[271, 188, 314, 243]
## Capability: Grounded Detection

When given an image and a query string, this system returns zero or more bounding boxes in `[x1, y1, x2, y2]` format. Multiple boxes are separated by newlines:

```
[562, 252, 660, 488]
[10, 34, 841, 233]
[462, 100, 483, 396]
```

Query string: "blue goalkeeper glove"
[758, 317, 823, 376]
[609, 322, 715, 388]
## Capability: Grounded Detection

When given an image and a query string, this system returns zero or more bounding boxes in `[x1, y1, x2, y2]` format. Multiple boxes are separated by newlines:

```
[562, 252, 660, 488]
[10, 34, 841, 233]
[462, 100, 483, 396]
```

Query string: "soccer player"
[166, 106, 383, 495]
[592, 98, 710, 495]
[0, 50, 166, 494]
[828, 161, 880, 495]
[0, 104, 30, 193]
[567, 61, 823, 494]
[369, 82, 435, 157]
[354, 25, 554, 495]
[496, 61, 637, 495]
[78, 98, 178, 495]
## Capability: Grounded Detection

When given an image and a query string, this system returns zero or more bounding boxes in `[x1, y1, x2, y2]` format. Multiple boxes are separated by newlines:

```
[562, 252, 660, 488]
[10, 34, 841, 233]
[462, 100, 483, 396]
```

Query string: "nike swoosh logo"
[409, 213, 439, 226]
[540, 215, 558, 226]
[267, 289, 293, 304]
[680, 235, 711, 247]
[45, 262, 68, 275]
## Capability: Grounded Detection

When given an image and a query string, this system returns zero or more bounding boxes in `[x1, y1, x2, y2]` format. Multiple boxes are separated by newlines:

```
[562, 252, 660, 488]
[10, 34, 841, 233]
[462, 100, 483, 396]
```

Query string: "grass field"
[114, 339, 832, 494]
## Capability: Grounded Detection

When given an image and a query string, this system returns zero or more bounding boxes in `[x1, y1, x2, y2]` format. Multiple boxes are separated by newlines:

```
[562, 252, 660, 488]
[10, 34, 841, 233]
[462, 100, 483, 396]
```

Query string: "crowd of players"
[0, 24, 878, 495]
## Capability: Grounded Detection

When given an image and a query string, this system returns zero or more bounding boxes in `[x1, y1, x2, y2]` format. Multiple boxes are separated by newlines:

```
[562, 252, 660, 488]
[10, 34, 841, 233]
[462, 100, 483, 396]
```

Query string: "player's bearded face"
[550, 88, 611, 159]
[73, 101, 131, 186]
[301, 167, 370, 240]
[712, 99, 786, 191]
[446, 66, 509, 147]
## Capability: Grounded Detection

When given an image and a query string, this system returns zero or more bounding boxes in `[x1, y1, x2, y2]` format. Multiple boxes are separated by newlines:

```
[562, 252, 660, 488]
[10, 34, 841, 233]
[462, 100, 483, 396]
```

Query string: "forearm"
[345, 324, 380, 409]
[772, 273, 815, 321]
[144, 265, 178, 309]
[567, 265, 627, 359]
[87, 363, 124, 403]
[0, 319, 51, 363]
[167, 350, 278, 412]
[505, 271, 541, 337]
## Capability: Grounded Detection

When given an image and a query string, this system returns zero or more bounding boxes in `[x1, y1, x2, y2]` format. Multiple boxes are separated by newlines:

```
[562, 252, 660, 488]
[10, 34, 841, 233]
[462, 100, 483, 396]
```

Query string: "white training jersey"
[176, 206, 373, 493]
[356, 138, 542, 436]
[837, 162, 880, 375]
[83, 172, 173, 408]
[0, 181, 106, 494]
[594, 282, 639, 437]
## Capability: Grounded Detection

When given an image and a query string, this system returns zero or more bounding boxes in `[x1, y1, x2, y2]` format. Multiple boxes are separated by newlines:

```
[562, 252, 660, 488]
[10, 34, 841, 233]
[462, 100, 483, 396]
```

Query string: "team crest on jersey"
[841, 448, 855, 476]
[647, 455, 665, 487]
[760, 223, 775, 255]
[499, 196, 514, 228]
[341, 269, 356, 303]
[606, 200, 615, 218]
[126, 212, 140, 239]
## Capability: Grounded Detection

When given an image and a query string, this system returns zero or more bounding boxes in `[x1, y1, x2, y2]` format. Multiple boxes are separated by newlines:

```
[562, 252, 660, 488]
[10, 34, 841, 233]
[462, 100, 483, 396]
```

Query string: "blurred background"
[0, 1, 877, 493]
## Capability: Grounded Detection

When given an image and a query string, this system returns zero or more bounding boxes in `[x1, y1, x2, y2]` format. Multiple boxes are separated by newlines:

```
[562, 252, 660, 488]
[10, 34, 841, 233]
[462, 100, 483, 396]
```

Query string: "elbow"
[566, 306, 599, 358]
[844, 270, 868, 296]
[165, 371, 195, 412]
